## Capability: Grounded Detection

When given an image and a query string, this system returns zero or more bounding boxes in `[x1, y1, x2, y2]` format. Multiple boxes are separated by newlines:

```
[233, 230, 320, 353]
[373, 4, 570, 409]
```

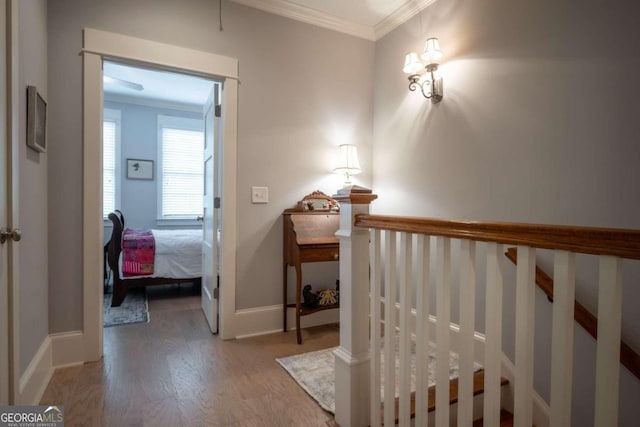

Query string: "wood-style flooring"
[41, 284, 339, 426]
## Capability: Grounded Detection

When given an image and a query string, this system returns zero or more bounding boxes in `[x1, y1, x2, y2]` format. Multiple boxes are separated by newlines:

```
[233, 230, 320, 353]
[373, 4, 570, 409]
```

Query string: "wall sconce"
[333, 144, 361, 186]
[403, 37, 444, 102]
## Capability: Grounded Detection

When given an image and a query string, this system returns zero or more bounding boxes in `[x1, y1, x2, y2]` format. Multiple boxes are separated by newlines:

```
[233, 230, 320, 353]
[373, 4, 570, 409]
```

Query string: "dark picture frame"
[26, 86, 47, 153]
[126, 159, 154, 180]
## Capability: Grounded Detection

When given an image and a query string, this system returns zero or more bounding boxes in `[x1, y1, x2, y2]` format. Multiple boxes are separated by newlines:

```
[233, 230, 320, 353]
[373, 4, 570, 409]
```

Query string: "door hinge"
[214, 197, 221, 208]
[213, 287, 219, 299]
[215, 105, 222, 117]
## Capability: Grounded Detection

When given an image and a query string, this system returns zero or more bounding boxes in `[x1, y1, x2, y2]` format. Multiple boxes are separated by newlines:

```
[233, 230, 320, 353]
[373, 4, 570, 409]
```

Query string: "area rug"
[276, 339, 481, 414]
[103, 289, 149, 327]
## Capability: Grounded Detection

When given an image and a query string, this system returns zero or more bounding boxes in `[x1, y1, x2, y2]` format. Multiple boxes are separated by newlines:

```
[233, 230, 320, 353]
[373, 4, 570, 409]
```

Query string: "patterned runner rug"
[103, 288, 149, 327]
[276, 339, 481, 414]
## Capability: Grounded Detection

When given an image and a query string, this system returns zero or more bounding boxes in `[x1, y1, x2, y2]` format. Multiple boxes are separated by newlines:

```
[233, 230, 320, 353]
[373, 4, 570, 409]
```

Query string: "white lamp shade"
[421, 37, 443, 63]
[403, 52, 423, 74]
[333, 144, 361, 175]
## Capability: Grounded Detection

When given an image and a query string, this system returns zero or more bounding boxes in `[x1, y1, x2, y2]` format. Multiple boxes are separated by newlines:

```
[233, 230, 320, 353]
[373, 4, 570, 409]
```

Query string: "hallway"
[41, 286, 339, 426]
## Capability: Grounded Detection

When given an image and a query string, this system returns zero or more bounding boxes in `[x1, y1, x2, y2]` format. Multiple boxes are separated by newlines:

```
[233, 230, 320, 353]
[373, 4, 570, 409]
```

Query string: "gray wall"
[19, 0, 48, 377]
[373, 0, 640, 425]
[47, 0, 374, 332]
[103, 99, 202, 234]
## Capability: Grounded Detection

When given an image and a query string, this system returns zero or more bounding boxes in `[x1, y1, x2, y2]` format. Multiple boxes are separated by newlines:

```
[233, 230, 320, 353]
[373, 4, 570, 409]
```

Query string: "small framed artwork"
[126, 159, 154, 180]
[26, 86, 47, 153]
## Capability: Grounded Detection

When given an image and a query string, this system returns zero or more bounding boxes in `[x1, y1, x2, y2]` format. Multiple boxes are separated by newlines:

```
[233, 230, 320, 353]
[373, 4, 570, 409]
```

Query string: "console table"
[283, 192, 340, 344]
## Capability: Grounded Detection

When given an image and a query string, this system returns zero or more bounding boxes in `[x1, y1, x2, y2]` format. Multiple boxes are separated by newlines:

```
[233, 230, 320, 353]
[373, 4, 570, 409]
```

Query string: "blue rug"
[103, 289, 149, 327]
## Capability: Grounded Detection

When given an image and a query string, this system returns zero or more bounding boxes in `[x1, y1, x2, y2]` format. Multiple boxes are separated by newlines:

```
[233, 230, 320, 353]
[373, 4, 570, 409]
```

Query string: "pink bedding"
[122, 228, 155, 277]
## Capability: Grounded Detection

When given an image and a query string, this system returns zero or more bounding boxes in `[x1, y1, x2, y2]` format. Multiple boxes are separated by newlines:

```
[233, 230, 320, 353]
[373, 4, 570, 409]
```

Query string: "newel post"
[333, 186, 378, 427]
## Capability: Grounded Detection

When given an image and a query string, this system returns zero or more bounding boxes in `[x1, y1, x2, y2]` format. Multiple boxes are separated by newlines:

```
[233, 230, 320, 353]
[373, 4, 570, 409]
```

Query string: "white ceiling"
[103, 61, 215, 107]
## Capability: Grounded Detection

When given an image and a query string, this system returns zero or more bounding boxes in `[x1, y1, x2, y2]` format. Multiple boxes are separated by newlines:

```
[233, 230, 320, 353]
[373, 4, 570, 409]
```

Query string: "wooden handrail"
[355, 214, 640, 260]
[505, 247, 640, 381]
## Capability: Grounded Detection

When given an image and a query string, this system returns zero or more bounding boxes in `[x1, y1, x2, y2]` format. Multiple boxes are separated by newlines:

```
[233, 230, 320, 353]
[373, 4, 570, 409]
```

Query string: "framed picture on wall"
[26, 86, 47, 153]
[126, 159, 154, 180]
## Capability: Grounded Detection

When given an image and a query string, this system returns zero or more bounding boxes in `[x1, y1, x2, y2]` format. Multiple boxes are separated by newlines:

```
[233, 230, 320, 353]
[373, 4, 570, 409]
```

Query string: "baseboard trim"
[234, 304, 339, 339]
[50, 331, 84, 368]
[18, 336, 53, 405]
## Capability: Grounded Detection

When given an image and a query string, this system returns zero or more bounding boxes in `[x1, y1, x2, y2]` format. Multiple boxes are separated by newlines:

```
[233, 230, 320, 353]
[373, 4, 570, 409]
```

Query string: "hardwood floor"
[41, 284, 340, 426]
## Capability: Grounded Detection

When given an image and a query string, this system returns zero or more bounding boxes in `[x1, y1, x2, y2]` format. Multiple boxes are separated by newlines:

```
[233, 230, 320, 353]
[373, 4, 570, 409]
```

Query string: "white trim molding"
[82, 28, 239, 361]
[374, 0, 438, 40]
[16, 332, 84, 406]
[50, 331, 84, 368]
[234, 304, 339, 339]
[18, 337, 52, 405]
[231, 0, 438, 41]
[82, 29, 239, 81]
[231, 0, 375, 40]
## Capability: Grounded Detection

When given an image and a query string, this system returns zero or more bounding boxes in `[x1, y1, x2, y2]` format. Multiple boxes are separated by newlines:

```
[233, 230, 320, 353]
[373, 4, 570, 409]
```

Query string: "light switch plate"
[251, 186, 268, 204]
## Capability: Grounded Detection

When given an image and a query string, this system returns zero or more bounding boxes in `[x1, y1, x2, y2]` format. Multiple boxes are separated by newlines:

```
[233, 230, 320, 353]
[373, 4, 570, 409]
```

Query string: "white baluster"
[484, 242, 503, 426]
[384, 230, 397, 427]
[594, 256, 622, 427]
[370, 229, 382, 427]
[458, 240, 476, 427]
[415, 235, 431, 427]
[514, 246, 535, 427]
[550, 250, 575, 427]
[435, 237, 451, 427]
[399, 233, 413, 426]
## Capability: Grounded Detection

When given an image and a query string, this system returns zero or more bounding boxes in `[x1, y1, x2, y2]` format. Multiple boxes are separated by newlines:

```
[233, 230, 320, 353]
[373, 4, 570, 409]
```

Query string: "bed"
[106, 211, 203, 307]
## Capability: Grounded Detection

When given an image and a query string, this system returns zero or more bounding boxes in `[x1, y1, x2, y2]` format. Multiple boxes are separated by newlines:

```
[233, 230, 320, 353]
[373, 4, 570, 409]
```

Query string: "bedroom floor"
[40, 284, 339, 426]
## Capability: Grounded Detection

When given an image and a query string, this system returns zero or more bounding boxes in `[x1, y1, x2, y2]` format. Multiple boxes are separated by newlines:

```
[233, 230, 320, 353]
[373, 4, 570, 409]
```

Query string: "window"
[157, 115, 204, 219]
[103, 109, 121, 218]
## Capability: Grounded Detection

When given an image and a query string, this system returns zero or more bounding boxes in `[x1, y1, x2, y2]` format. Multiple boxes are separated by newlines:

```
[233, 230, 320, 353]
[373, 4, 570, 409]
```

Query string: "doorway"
[101, 61, 221, 334]
[82, 28, 238, 362]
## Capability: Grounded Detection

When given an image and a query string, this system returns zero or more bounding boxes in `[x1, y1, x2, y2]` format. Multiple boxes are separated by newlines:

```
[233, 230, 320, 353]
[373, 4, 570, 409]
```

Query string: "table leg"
[283, 262, 288, 332]
[295, 262, 302, 344]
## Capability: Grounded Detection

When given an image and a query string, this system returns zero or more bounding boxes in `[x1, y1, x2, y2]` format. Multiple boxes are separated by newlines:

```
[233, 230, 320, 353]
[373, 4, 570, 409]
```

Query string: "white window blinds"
[159, 117, 204, 218]
[103, 109, 120, 218]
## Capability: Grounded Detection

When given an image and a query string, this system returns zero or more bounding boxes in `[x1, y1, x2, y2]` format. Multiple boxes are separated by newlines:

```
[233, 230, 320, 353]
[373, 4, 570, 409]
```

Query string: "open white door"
[201, 83, 221, 333]
[0, 0, 9, 405]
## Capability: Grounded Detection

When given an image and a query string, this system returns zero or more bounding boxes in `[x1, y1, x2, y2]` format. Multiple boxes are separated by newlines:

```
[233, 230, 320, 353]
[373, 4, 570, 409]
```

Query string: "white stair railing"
[334, 187, 640, 427]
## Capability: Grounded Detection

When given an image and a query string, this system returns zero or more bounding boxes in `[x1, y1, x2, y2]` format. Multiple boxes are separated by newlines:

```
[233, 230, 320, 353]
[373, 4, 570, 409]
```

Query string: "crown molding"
[231, 0, 375, 41]
[374, 0, 438, 40]
[231, 0, 437, 41]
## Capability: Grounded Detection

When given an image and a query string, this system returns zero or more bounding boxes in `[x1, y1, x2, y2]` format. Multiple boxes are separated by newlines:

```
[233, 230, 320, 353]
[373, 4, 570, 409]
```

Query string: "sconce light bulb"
[403, 52, 424, 74]
[421, 37, 443, 63]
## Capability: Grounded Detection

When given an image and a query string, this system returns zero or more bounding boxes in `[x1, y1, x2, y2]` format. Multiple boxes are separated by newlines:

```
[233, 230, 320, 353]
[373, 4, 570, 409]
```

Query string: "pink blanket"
[122, 228, 155, 277]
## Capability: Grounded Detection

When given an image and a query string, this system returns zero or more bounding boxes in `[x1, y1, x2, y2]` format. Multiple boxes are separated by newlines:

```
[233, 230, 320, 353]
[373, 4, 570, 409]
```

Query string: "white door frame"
[1, 0, 19, 403]
[82, 28, 238, 361]
[0, 0, 9, 405]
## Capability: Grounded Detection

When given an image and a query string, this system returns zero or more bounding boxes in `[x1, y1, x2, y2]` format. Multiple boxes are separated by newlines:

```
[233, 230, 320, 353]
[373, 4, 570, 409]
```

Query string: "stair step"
[472, 409, 515, 427]
[380, 369, 510, 424]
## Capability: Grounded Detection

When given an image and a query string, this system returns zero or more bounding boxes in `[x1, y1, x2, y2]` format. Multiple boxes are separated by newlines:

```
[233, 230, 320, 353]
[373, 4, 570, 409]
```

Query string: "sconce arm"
[407, 68, 442, 103]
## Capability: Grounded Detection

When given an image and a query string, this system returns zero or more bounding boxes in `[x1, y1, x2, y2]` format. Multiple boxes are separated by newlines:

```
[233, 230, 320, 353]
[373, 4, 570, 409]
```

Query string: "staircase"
[332, 187, 640, 426]
[472, 410, 514, 427]
[382, 371, 511, 426]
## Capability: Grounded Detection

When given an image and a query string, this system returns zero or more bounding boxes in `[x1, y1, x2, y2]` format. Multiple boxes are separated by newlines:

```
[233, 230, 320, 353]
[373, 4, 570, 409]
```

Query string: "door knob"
[196, 216, 204, 222]
[0, 228, 22, 244]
